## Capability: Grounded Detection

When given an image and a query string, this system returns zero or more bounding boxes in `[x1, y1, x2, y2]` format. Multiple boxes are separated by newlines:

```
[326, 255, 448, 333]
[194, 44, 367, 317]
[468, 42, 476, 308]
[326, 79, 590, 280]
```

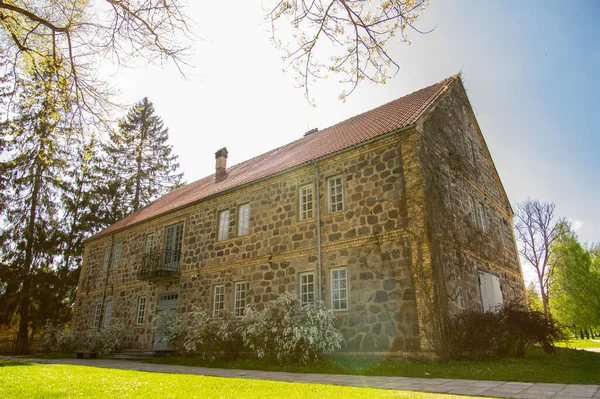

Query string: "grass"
[147, 346, 600, 384]
[0, 360, 497, 399]
[556, 338, 600, 349]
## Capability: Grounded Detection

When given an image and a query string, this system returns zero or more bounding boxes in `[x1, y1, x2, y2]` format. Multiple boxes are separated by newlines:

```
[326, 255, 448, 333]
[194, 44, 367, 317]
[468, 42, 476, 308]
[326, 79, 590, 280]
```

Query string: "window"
[92, 303, 102, 328]
[330, 268, 348, 311]
[466, 138, 476, 163]
[218, 210, 230, 241]
[164, 223, 183, 271]
[470, 196, 478, 225]
[300, 272, 315, 305]
[104, 301, 113, 328]
[328, 176, 344, 213]
[478, 202, 487, 233]
[113, 243, 122, 268]
[234, 281, 247, 317]
[213, 285, 225, 317]
[237, 204, 249, 236]
[136, 296, 146, 325]
[103, 247, 111, 269]
[299, 184, 314, 220]
[145, 233, 154, 254]
[499, 219, 505, 242]
[457, 274, 466, 310]
[478, 271, 503, 312]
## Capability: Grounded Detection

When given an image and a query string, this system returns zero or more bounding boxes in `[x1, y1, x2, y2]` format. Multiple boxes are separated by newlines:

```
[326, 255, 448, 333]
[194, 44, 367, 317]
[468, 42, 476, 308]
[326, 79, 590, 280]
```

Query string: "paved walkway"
[4, 357, 600, 399]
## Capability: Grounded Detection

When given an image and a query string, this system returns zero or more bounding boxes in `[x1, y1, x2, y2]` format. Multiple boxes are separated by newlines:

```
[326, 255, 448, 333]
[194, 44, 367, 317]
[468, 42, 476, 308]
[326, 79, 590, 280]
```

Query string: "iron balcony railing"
[138, 249, 181, 280]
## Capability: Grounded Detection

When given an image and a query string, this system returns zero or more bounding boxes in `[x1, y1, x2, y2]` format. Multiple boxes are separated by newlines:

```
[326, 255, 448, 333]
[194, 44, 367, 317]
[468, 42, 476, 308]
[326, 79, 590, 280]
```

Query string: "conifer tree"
[101, 97, 183, 220]
[0, 55, 74, 352]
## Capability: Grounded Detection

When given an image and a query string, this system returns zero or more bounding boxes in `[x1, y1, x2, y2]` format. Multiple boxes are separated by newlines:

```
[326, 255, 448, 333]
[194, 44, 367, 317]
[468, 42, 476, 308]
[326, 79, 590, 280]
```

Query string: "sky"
[107, 1, 599, 249]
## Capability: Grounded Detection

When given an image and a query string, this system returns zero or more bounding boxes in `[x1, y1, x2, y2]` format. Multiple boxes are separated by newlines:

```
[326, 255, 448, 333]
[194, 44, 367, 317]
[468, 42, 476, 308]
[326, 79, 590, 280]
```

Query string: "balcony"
[138, 249, 181, 280]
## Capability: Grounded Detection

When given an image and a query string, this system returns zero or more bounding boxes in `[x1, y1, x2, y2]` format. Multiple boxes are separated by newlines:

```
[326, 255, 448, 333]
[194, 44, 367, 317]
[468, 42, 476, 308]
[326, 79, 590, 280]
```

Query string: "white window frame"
[457, 274, 466, 310]
[145, 233, 154, 254]
[218, 209, 230, 241]
[136, 296, 146, 325]
[300, 272, 315, 306]
[330, 267, 348, 311]
[103, 247, 111, 269]
[478, 202, 487, 233]
[237, 204, 250, 237]
[213, 285, 225, 317]
[328, 176, 344, 213]
[113, 243, 121, 268]
[470, 196, 478, 226]
[479, 271, 503, 312]
[104, 301, 113, 328]
[299, 184, 314, 221]
[234, 281, 247, 317]
[92, 303, 102, 328]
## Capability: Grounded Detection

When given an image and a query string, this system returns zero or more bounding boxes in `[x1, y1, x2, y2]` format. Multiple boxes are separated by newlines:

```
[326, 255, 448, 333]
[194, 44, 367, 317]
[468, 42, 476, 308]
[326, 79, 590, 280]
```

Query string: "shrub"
[213, 310, 244, 360]
[155, 311, 187, 353]
[42, 323, 125, 355]
[444, 301, 567, 359]
[240, 292, 343, 364]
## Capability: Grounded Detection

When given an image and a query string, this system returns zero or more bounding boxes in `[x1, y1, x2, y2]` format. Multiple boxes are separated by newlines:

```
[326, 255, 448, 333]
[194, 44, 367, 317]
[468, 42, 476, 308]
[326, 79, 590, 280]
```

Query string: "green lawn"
[148, 347, 600, 384]
[0, 360, 495, 399]
[556, 339, 600, 349]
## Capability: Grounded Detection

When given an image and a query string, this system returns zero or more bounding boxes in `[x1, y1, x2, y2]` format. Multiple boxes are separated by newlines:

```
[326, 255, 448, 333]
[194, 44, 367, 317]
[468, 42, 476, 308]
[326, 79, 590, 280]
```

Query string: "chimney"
[215, 147, 228, 182]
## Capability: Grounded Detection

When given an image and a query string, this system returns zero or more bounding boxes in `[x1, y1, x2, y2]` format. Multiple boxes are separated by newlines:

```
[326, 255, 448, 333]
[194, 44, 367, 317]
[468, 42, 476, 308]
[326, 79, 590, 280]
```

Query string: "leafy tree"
[525, 281, 543, 313]
[514, 199, 566, 318]
[100, 97, 183, 220]
[551, 228, 600, 335]
[0, 55, 74, 352]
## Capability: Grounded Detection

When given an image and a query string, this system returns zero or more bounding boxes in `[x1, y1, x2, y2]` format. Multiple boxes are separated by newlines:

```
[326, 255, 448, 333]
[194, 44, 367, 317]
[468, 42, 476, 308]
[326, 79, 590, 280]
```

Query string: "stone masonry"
[73, 76, 525, 356]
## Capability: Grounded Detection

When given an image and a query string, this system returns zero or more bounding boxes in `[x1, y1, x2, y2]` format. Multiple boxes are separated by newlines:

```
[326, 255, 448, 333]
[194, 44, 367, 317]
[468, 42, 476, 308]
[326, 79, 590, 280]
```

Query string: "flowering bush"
[240, 292, 343, 364]
[155, 311, 187, 353]
[42, 323, 125, 355]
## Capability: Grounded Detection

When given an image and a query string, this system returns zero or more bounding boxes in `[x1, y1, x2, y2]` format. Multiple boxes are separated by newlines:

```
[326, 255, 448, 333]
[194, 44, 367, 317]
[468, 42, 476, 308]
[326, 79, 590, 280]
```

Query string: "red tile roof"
[88, 75, 458, 241]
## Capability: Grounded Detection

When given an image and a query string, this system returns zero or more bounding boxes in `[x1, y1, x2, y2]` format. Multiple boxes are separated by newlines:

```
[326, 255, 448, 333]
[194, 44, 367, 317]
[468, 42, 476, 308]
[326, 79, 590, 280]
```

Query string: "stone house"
[73, 75, 525, 356]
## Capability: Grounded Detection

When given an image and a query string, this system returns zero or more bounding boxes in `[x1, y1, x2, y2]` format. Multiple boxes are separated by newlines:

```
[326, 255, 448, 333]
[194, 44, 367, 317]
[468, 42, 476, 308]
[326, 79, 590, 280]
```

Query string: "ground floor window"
[300, 272, 315, 305]
[92, 303, 102, 328]
[136, 297, 146, 325]
[213, 285, 225, 317]
[104, 301, 113, 328]
[478, 271, 503, 311]
[330, 267, 348, 311]
[234, 282, 247, 317]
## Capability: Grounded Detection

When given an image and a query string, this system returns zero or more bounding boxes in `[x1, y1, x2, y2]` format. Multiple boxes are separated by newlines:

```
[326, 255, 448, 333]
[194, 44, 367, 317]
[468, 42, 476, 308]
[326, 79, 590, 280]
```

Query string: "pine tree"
[0, 56, 75, 353]
[99, 97, 183, 222]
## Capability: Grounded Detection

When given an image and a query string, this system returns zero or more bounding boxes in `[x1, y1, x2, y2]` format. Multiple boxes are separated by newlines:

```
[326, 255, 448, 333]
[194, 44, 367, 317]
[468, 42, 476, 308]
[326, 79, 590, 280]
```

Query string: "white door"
[479, 271, 503, 311]
[153, 293, 178, 350]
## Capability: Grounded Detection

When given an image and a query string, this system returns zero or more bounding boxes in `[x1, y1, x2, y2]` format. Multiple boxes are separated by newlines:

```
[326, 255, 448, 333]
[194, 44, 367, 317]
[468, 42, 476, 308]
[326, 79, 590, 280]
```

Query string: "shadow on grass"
[0, 360, 33, 367]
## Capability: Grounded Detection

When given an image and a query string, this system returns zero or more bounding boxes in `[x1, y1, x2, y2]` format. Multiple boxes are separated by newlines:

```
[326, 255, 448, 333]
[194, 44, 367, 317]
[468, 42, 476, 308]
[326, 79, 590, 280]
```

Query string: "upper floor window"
[113, 243, 122, 268]
[299, 184, 314, 221]
[218, 209, 230, 241]
[145, 233, 154, 254]
[465, 138, 476, 163]
[104, 301, 113, 328]
[237, 204, 250, 236]
[300, 272, 315, 306]
[499, 219, 505, 243]
[164, 223, 183, 271]
[328, 176, 344, 213]
[234, 281, 247, 317]
[478, 202, 487, 233]
[331, 267, 348, 311]
[103, 247, 111, 269]
[469, 196, 478, 225]
[213, 285, 225, 317]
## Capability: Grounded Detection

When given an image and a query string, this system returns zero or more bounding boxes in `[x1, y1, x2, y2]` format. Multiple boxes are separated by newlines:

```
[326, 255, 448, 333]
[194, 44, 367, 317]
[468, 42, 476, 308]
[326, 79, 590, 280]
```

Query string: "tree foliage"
[551, 227, 600, 334]
[99, 97, 183, 221]
[0, 0, 192, 121]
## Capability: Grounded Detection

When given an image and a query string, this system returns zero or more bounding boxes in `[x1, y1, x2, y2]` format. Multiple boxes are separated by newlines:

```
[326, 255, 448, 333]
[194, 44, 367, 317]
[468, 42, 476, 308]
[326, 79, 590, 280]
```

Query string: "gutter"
[314, 161, 323, 301]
